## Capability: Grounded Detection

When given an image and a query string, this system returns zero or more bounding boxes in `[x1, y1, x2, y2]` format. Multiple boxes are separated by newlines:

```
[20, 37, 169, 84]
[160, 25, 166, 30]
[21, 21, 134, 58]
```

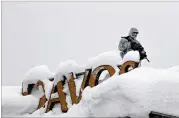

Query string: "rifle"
[144, 57, 150, 62]
[122, 36, 150, 63]
[130, 40, 150, 62]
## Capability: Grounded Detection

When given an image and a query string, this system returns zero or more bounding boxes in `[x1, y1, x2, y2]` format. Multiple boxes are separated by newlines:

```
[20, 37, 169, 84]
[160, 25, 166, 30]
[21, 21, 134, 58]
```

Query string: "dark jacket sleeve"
[131, 39, 144, 51]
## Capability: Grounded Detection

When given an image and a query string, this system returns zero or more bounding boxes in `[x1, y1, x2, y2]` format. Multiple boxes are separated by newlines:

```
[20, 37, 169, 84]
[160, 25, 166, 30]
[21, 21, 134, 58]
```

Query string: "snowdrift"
[2, 50, 179, 118]
[60, 67, 179, 118]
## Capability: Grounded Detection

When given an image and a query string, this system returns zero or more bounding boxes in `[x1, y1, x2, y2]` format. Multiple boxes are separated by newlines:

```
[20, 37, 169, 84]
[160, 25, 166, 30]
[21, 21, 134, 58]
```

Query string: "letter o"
[89, 65, 115, 87]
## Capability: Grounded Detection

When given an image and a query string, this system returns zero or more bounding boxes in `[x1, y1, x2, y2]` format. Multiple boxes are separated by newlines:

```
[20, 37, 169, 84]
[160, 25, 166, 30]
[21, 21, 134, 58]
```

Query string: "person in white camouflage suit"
[118, 28, 147, 60]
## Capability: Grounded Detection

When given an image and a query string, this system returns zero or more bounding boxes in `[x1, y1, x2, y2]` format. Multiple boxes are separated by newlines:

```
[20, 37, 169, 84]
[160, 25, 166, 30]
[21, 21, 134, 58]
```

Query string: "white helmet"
[128, 28, 139, 36]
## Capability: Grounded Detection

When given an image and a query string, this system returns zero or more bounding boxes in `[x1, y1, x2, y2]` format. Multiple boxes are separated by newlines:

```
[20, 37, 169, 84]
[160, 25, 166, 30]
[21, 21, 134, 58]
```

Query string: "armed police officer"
[118, 28, 147, 61]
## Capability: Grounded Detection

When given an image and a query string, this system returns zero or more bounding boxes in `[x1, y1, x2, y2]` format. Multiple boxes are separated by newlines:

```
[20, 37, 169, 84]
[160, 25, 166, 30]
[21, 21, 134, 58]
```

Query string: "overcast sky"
[2, 2, 179, 86]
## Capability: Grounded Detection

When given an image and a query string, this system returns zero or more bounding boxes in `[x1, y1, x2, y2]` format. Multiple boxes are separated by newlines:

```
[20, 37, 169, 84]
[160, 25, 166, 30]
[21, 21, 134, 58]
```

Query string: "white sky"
[2, 2, 179, 85]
